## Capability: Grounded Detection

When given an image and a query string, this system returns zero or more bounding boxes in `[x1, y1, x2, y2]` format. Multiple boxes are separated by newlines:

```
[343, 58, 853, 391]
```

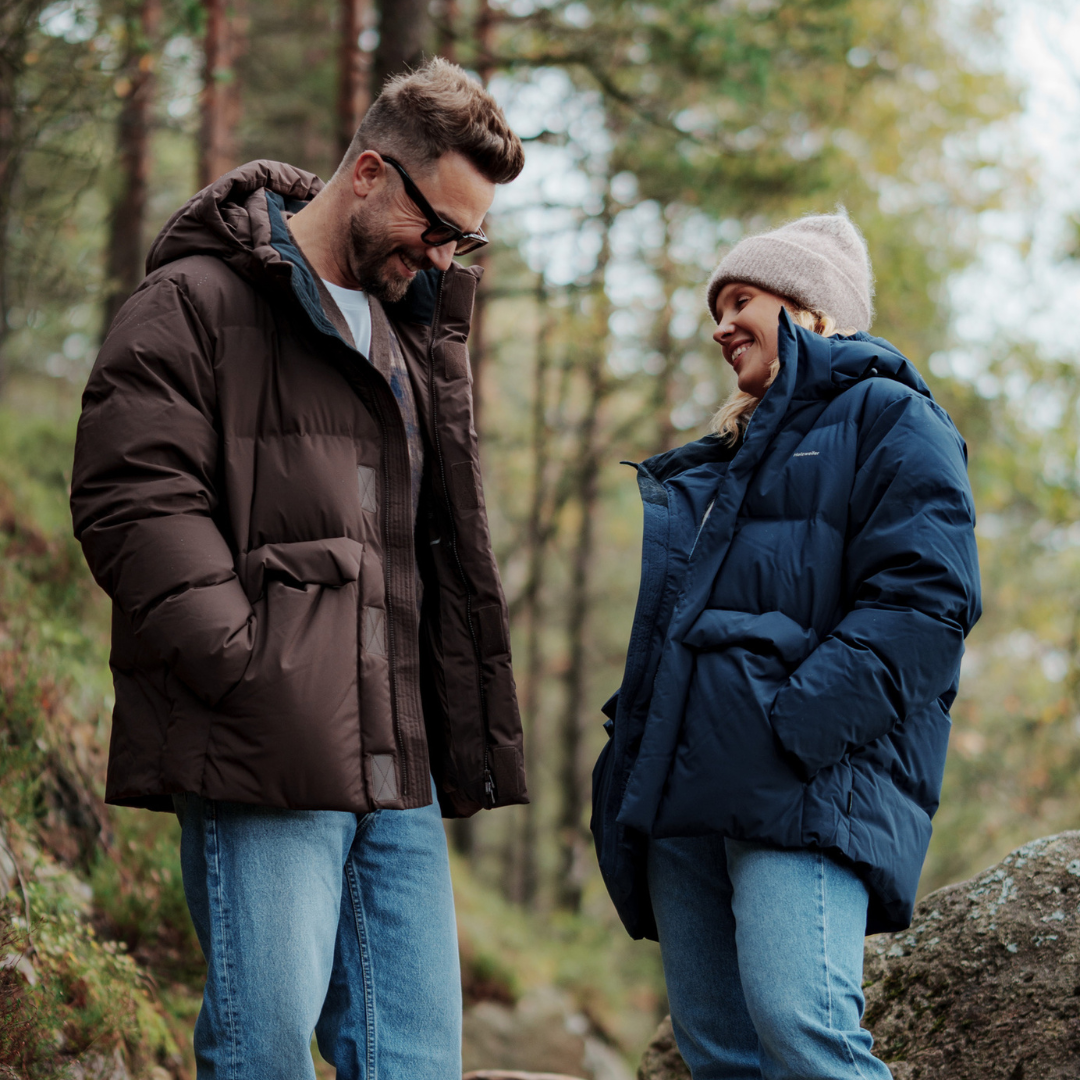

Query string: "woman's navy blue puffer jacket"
[591, 312, 981, 939]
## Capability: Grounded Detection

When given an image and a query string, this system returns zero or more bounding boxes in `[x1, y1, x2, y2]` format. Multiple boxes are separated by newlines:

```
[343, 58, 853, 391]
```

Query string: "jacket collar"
[740, 309, 934, 455]
[780, 309, 932, 406]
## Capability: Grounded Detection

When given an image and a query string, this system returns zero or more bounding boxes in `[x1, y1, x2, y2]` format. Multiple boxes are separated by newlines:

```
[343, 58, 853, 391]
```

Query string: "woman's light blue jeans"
[648, 835, 891, 1080]
[174, 784, 460, 1080]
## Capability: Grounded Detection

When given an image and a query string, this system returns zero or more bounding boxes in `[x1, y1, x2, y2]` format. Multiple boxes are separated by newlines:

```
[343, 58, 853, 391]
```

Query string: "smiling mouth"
[729, 341, 753, 365]
[397, 252, 422, 275]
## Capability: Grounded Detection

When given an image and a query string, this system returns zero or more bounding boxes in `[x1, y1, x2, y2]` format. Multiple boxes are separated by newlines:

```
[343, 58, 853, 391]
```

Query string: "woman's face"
[712, 283, 787, 399]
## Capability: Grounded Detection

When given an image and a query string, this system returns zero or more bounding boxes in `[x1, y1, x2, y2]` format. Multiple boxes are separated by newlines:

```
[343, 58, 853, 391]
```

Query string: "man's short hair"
[339, 57, 524, 184]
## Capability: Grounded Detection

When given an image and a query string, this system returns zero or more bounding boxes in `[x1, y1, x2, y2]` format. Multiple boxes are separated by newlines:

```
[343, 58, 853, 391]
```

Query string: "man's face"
[341, 151, 496, 302]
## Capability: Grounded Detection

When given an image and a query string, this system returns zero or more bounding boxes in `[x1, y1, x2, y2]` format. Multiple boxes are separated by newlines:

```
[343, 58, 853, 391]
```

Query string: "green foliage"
[0, 404, 105, 669]
[0, 948, 36, 1072]
[1, 3, 113, 377]
[235, 0, 339, 178]
[921, 333, 1080, 892]
[1064, 212, 1080, 261]
[90, 813, 203, 986]
[0, 398, 185, 1077]
[1, 908, 180, 1075]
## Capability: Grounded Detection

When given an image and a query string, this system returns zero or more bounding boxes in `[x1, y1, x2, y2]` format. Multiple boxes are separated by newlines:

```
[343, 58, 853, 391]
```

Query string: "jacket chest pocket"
[219, 538, 365, 731]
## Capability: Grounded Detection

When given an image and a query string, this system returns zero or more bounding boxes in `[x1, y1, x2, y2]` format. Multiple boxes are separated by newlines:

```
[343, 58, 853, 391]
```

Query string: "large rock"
[638, 833, 1080, 1080]
[635, 1016, 686, 1080]
[864, 831, 1080, 1078]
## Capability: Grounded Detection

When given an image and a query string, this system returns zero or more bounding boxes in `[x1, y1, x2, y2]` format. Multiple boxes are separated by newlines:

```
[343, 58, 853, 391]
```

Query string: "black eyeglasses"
[380, 155, 489, 256]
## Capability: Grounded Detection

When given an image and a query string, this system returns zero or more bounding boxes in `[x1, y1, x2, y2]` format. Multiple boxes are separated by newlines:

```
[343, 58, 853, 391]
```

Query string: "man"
[70, 59, 526, 1079]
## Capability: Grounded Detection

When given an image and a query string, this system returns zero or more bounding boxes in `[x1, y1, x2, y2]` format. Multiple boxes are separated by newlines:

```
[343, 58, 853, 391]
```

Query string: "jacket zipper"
[374, 390, 408, 800]
[326, 334, 410, 800]
[620, 465, 669, 718]
[429, 271, 495, 807]
[283, 243, 410, 800]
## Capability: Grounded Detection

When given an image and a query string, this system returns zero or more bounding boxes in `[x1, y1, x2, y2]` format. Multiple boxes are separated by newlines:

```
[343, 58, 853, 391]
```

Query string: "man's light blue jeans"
[174, 784, 460, 1080]
[648, 835, 892, 1080]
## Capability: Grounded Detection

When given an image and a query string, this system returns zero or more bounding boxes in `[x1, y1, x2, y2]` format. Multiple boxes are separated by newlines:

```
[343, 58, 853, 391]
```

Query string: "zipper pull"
[484, 767, 495, 807]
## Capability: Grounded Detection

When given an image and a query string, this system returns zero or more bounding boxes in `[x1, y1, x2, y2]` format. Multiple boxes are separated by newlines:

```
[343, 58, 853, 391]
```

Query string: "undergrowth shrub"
[91, 814, 202, 984]
[0, 409, 189, 1075]
[0, 908, 181, 1077]
[0, 923, 38, 1076]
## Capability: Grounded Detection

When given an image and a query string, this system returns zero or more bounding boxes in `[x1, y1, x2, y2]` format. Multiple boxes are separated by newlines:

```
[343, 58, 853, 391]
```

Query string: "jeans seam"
[821, 852, 868, 1079]
[819, 853, 833, 1032]
[346, 854, 378, 1080]
[207, 802, 241, 1080]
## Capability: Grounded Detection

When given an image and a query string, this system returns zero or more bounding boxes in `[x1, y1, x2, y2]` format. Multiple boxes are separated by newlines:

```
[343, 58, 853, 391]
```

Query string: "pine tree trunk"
[651, 222, 680, 455]
[556, 200, 614, 913]
[556, 367, 603, 914]
[465, 1, 497, 426]
[474, 0, 495, 84]
[449, 816, 475, 859]
[198, 0, 247, 189]
[337, 0, 374, 159]
[102, 0, 161, 337]
[0, 46, 19, 391]
[373, 0, 429, 92]
[435, 0, 458, 62]
[517, 275, 556, 907]
[0, 1, 45, 390]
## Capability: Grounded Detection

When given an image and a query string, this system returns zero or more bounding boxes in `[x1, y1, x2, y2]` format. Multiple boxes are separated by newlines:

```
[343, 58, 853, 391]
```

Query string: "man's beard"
[342, 205, 415, 303]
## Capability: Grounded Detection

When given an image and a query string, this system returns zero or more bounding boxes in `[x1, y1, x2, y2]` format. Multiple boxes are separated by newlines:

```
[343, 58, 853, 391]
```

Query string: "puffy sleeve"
[768, 387, 981, 779]
[70, 277, 255, 705]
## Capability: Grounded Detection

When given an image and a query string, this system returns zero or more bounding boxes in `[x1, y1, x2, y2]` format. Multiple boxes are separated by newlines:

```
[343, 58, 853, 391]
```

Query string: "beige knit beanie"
[706, 210, 875, 332]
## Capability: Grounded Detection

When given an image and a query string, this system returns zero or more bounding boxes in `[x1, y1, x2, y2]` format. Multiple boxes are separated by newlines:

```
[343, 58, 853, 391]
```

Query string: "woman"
[591, 212, 980, 1078]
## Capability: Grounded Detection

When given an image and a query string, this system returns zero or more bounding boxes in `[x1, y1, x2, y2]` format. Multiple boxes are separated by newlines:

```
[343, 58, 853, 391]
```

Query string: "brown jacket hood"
[147, 159, 323, 283]
[72, 161, 526, 818]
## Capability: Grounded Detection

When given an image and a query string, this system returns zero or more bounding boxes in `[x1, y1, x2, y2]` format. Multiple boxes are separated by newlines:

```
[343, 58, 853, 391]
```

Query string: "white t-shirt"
[322, 279, 372, 358]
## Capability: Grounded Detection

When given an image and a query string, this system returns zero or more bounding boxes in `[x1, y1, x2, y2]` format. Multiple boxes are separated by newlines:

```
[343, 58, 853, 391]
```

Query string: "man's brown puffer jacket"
[70, 160, 526, 818]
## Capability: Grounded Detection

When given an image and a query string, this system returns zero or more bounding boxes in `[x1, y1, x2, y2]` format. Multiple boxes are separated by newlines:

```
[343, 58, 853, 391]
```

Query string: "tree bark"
[474, 0, 495, 85]
[556, 354, 603, 913]
[516, 275, 557, 907]
[337, 0, 374, 159]
[434, 0, 458, 62]
[556, 199, 614, 913]
[449, 816, 475, 860]
[373, 0, 430, 92]
[465, 4, 497, 426]
[103, 0, 162, 337]
[651, 220, 680, 455]
[198, 0, 247, 189]
[0, 1, 47, 390]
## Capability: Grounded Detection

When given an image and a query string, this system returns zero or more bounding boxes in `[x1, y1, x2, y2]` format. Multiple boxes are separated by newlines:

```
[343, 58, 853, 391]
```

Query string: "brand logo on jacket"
[793, 451, 820, 457]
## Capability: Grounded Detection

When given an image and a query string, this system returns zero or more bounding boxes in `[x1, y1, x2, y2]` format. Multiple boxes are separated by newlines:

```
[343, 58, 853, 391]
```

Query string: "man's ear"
[351, 151, 384, 199]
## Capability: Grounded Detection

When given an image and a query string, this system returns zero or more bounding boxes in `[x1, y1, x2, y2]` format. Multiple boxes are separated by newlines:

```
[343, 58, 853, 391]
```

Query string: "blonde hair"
[709, 306, 854, 444]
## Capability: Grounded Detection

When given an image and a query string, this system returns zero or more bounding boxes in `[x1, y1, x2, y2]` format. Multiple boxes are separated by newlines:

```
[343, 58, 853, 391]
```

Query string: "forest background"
[1, 0, 1080, 1075]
